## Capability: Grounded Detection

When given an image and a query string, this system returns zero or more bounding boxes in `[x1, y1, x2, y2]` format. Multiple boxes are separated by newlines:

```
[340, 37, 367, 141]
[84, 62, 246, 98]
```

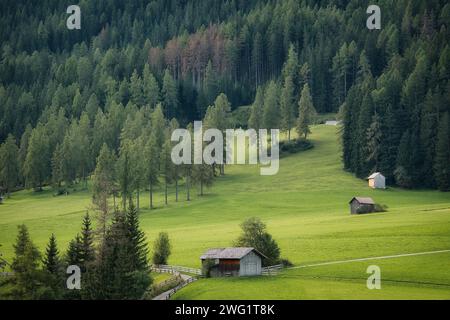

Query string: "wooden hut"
[349, 197, 375, 214]
[200, 247, 266, 277]
[367, 172, 386, 189]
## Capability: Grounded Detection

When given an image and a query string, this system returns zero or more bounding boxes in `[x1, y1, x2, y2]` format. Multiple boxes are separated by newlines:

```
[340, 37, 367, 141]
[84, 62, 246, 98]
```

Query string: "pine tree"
[282, 44, 299, 88]
[66, 234, 83, 266]
[297, 84, 316, 139]
[116, 139, 134, 210]
[365, 113, 382, 174]
[434, 112, 450, 191]
[203, 60, 218, 106]
[24, 124, 50, 191]
[130, 69, 144, 107]
[144, 134, 160, 209]
[143, 64, 160, 108]
[248, 87, 264, 131]
[0, 134, 20, 197]
[43, 234, 61, 274]
[162, 69, 178, 119]
[263, 81, 280, 130]
[126, 204, 149, 270]
[11, 225, 42, 299]
[395, 130, 414, 188]
[80, 212, 95, 270]
[280, 76, 296, 141]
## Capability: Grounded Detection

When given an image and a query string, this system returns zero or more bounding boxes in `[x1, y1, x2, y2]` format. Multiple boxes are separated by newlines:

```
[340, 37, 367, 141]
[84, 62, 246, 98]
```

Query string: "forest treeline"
[0, 0, 449, 190]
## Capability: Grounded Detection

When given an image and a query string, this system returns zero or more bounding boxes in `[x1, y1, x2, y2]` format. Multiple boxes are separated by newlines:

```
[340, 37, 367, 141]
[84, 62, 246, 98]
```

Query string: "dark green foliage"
[43, 234, 61, 275]
[42, 234, 64, 298]
[0, 1, 447, 192]
[434, 112, 450, 191]
[126, 205, 149, 270]
[10, 225, 44, 299]
[234, 217, 281, 267]
[0, 134, 19, 196]
[80, 213, 95, 270]
[85, 205, 151, 300]
[152, 232, 171, 266]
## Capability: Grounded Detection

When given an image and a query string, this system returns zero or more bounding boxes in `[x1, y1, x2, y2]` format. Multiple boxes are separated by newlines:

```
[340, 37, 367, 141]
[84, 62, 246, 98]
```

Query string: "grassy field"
[1, 125, 449, 299]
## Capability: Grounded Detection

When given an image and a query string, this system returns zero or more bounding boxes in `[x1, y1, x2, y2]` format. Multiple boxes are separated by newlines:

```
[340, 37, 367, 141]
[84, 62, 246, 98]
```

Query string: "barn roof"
[349, 197, 375, 205]
[367, 172, 384, 179]
[200, 247, 267, 260]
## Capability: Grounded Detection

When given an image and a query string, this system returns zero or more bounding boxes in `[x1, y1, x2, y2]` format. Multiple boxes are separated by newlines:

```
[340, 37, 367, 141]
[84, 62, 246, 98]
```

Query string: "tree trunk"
[175, 179, 178, 202]
[200, 180, 203, 196]
[288, 129, 291, 141]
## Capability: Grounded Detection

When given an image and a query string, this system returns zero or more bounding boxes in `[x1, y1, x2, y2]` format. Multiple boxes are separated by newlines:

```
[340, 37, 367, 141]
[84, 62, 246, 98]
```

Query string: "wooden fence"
[261, 264, 283, 276]
[151, 264, 202, 276]
[165, 277, 197, 300]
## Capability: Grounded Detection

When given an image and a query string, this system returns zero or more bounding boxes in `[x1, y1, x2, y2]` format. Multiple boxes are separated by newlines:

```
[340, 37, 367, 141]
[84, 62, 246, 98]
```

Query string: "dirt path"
[152, 273, 195, 300]
[290, 249, 450, 270]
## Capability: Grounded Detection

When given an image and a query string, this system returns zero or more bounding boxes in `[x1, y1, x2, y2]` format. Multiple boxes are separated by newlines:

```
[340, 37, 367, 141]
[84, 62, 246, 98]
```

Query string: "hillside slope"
[1, 124, 449, 268]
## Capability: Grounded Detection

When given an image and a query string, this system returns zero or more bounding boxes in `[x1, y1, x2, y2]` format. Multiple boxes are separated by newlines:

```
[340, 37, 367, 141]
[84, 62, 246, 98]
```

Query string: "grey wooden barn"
[349, 197, 375, 214]
[200, 247, 266, 277]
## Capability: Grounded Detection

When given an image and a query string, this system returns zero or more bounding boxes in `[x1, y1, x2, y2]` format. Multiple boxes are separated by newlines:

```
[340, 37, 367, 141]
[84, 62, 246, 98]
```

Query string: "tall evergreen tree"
[297, 84, 316, 139]
[161, 69, 178, 119]
[263, 81, 280, 130]
[434, 112, 450, 191]
[248, 87, 264, 131]
[0, 134, 20, 197]
[280, 76, 296, 141]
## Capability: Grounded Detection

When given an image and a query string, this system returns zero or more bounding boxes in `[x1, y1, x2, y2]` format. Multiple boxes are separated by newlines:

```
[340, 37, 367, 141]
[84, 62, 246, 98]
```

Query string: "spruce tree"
[248, 87, 264, 131]
[11, 225, 42, 299]
[297, 84, 316, 139]
[434, 112, 450, 191]
[263, 81, 280, 130]
[126, 204, 149, 270]
[80, 213, 95, 270]
[280, 76, 296, 141]
[162, 69, 178, 119]
[43, 234, 61, 274]
[0, 134, 20, 197]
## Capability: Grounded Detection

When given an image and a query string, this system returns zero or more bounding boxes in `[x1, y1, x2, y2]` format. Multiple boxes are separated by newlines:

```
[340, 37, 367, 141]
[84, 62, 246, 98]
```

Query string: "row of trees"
[0, 208, 172, 300]
[0, 93, 243, 206]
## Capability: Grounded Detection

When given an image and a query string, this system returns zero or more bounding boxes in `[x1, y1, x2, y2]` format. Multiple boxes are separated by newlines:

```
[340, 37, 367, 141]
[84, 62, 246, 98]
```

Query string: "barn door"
[243, 262, 257, 276]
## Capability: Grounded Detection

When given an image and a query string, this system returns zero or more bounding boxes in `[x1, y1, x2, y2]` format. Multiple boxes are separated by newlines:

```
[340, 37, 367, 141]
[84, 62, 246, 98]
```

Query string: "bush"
[202, 259, 216, 278]
[279, 139, 313, 157]
[374, 203, 388, 213]
[152, 232, 171, 265]
[280, 258, 293, 267]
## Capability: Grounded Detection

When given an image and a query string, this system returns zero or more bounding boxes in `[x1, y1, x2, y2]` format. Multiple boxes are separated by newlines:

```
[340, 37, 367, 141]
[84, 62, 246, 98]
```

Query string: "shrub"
[152, 232, 171, 265]
[202, 259, 216, 278]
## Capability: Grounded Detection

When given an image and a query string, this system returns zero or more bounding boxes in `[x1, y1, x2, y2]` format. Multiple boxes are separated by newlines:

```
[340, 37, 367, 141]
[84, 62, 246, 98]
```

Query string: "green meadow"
[1, 125, 449, 299]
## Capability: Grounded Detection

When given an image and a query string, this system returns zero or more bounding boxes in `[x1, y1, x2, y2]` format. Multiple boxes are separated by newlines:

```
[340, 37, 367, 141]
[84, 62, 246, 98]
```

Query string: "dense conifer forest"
[0, 0, 449, 198]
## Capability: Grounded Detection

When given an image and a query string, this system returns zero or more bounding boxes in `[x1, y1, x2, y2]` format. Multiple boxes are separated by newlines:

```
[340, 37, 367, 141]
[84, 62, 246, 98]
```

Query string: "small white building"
[325, 120, 341, 126]
[367, 172, 386, 189]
